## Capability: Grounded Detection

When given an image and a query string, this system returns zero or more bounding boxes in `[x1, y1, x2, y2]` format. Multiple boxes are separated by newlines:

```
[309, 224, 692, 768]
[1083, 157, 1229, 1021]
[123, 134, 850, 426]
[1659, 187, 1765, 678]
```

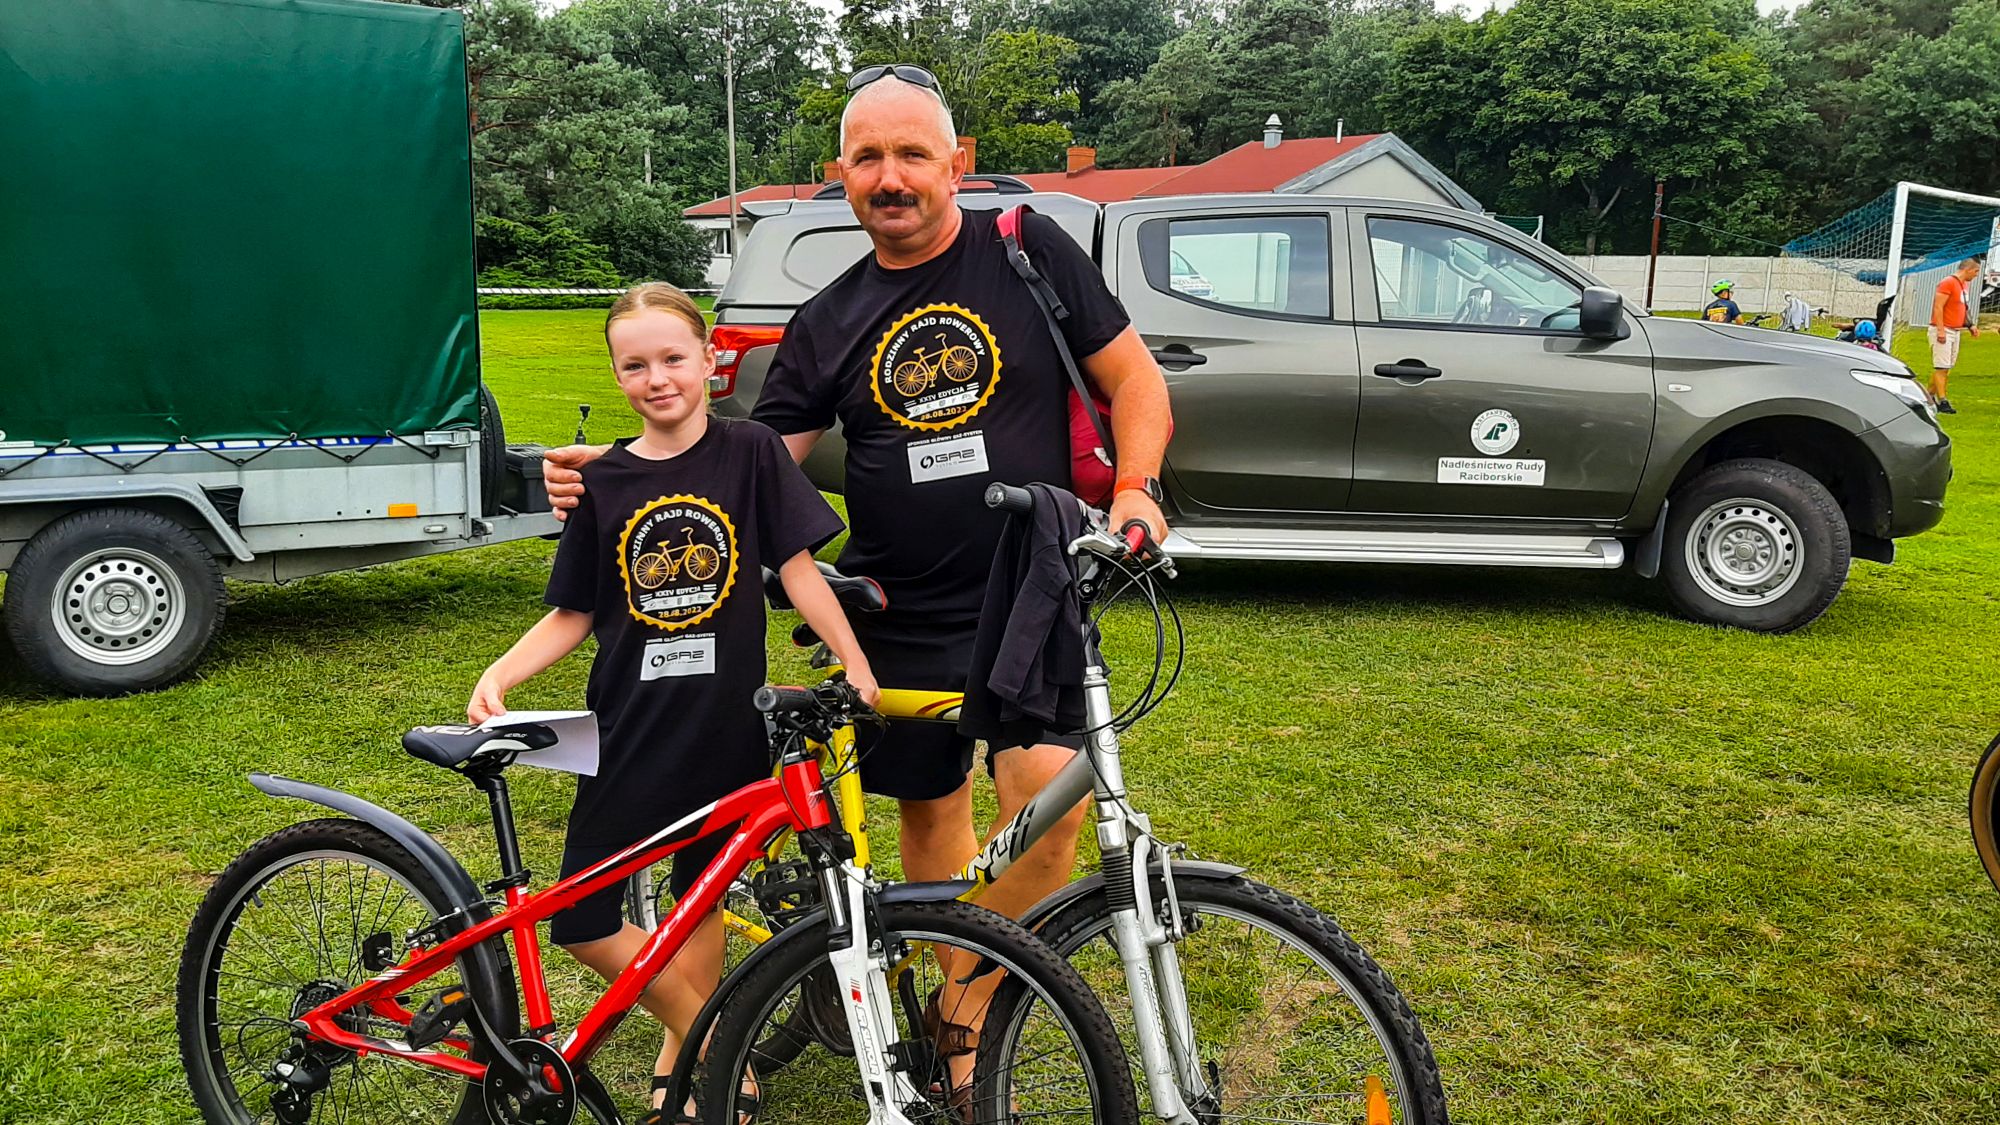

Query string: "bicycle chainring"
[481, 1038, 577, 1125]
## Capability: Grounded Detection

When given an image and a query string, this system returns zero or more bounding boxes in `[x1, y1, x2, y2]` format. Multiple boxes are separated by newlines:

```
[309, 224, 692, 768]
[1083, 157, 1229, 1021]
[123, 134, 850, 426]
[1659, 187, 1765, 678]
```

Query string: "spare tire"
[478, 382, 505, 517]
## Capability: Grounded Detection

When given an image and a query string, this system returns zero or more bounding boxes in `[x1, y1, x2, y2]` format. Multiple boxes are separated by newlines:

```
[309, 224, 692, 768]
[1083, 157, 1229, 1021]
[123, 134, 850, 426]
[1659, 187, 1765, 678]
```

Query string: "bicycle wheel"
[894, 361, 932, 398]
[941, 346, 977, 382]
[685, 544, 722, 582]
[700, 898, 1139, 1125]
[1971, 732, 2000, 894]
[1034, 870, 1448, 1125]
[178, 818, 517, 1125]
[634, 552, 673, 589]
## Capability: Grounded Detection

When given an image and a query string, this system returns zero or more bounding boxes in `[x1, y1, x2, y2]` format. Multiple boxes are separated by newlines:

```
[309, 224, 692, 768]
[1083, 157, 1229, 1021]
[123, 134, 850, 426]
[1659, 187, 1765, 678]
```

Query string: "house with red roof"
[685, 118, 1480, 285]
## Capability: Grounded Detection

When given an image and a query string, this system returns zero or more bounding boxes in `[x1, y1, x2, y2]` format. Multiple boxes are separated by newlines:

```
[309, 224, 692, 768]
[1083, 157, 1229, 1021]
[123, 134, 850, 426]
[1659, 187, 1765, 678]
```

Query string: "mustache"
[868, 191, 920, 209]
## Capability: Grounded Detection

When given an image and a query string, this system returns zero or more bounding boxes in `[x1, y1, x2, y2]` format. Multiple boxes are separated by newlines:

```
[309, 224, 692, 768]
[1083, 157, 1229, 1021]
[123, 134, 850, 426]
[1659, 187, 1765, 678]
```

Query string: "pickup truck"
[0, 0, 557, 695]
[707, 181, 1951, 633]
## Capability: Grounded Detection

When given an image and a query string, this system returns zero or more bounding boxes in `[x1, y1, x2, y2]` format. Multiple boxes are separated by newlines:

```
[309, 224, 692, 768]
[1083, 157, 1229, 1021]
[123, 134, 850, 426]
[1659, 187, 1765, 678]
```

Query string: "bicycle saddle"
[762, 561, 888, 614]
[401, 722, 559, 770]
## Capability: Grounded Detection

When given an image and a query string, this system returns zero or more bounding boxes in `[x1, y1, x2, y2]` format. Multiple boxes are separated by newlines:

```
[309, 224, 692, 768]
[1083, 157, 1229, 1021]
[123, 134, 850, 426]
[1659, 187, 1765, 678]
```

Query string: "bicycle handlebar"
[984, 481, 1034, 514]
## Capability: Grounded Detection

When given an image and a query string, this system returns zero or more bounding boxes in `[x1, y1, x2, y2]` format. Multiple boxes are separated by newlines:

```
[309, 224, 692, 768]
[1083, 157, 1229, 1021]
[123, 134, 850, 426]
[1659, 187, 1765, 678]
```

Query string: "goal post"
[1783, 180, 2000, 347]
[1883, 182, 2000, 346]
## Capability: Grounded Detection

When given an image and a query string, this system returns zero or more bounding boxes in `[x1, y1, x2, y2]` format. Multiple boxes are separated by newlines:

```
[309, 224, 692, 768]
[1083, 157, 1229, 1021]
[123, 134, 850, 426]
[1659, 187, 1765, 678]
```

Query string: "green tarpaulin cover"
[0, 0, 480, 447]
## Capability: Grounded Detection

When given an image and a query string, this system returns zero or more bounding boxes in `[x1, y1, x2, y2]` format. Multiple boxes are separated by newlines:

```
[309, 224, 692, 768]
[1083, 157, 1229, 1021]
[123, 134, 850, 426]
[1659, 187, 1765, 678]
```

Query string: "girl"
[468, 282, 878, 1122]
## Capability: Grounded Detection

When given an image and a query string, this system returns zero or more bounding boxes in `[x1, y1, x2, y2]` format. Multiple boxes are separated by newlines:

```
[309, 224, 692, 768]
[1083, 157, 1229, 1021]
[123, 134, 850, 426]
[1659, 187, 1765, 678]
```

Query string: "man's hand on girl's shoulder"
[541, 443, 613, 520]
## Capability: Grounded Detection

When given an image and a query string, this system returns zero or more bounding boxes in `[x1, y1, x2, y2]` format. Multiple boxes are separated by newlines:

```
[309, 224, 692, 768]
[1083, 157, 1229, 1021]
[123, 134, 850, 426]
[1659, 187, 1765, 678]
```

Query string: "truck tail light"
[708, 324, 785, 399]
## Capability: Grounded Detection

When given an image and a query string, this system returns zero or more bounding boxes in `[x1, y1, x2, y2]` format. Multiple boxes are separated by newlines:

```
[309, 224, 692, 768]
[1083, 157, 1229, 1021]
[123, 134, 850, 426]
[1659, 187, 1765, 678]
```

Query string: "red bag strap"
[995, 205, 1113, 460]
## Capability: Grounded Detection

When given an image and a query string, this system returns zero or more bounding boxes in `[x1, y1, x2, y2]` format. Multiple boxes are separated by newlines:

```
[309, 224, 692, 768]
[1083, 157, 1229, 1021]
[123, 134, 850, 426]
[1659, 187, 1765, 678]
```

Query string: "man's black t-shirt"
[544, 418, 843, 847]
[753, 207, 1130, 620]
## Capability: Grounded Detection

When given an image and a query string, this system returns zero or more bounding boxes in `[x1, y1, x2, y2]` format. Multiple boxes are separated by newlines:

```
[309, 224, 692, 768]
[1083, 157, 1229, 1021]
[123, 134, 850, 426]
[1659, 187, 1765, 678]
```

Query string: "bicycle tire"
[1971, 732, 2000, 894]
[698, 898, 1139, 1125]
[893, 361, 932, 398]
[177, 818, 518, 1125]
[1034, 870, 1449, 1125]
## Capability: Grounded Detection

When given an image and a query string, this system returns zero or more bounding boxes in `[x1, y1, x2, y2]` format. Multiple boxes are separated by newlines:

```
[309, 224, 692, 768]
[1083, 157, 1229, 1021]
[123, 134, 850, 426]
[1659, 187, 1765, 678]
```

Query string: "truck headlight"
[1852, 369, 1936, 424]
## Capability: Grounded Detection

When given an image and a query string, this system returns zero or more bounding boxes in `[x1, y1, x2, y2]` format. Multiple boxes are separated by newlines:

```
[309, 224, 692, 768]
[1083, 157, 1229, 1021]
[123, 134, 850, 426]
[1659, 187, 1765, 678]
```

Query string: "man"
[1702, 279, 1743, 324]
[542, 63, 1173, 1088]
[1929, 258, 1983, 414]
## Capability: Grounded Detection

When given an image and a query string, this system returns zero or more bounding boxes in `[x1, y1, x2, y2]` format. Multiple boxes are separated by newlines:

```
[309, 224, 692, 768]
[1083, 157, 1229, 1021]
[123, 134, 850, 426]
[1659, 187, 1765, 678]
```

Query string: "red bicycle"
[175, 684, 1136, 1125]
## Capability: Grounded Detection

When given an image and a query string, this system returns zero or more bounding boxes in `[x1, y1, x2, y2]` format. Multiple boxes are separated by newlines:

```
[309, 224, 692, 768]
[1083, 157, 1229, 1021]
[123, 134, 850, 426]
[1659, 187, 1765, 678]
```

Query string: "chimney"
[1263, 114, 1283, 149]
[1335, 117, 1344, 143]
[957, 135, 977, 174]
[1066, 145, 1097, 175]
[821, 159, 839, 184]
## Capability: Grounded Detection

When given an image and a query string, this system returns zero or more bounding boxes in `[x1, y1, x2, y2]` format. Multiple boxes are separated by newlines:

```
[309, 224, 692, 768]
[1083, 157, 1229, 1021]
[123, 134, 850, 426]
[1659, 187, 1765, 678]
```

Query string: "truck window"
[1367, 217, 1579, 330]
[1143, 215, 1330, 318]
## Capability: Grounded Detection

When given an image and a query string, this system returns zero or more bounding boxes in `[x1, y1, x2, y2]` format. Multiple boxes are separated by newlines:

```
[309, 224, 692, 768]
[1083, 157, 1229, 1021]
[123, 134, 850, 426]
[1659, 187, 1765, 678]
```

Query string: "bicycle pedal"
[407, 987, 472, 1049]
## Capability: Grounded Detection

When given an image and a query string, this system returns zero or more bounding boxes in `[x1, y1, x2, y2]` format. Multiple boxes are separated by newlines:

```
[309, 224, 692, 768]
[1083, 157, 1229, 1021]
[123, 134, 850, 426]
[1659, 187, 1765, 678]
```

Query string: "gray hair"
[838, 79, 957, 157]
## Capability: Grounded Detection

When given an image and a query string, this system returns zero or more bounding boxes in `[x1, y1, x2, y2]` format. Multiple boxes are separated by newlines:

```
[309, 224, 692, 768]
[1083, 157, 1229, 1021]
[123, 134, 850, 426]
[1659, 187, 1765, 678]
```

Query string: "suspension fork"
[820, 860, 921, 1125]
[1080, 662, 1206, 1124]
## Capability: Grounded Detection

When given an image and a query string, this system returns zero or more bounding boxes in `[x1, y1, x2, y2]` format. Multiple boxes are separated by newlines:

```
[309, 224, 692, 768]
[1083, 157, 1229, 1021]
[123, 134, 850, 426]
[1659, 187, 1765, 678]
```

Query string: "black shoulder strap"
[996, 205, 1114, 462]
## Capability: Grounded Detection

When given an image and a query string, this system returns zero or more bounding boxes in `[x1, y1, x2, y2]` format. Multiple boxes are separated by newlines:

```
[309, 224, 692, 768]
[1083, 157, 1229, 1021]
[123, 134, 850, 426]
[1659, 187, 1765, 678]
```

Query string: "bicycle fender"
[246, 773, 522, 1045]
[1021, 859, 1247, 932]
[250, 773, 489, 914]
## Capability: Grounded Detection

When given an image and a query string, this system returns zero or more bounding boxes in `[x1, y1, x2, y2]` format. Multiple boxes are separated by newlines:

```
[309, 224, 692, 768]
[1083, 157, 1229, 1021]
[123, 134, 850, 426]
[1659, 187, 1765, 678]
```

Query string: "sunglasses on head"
[845, 64, 947, 104]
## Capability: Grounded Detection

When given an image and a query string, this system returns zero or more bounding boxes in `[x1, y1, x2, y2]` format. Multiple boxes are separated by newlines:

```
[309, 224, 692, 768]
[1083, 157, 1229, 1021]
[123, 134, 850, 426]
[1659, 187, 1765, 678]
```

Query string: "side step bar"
[1161, 526, 1626, 569]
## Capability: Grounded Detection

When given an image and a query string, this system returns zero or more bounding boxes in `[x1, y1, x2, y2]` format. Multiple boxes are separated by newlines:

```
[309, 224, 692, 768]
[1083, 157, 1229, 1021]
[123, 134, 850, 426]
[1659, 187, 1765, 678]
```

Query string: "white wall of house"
[1299, 155, 1454, 207]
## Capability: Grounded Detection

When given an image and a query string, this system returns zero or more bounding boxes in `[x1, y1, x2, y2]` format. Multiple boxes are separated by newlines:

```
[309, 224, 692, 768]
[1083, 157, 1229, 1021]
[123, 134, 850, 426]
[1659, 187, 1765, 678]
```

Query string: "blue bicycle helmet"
[1855, 319, 1878, 341]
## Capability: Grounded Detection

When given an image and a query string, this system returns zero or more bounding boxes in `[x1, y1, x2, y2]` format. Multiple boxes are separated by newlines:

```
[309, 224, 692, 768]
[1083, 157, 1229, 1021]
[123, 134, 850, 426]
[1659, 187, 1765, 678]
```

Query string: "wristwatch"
[1115, 475, 1164, 504]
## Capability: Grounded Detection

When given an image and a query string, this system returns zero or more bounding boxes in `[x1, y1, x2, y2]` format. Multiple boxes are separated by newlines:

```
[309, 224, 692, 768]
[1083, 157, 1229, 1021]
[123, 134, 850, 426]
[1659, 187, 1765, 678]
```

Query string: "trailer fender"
[0, 479, 252, 561]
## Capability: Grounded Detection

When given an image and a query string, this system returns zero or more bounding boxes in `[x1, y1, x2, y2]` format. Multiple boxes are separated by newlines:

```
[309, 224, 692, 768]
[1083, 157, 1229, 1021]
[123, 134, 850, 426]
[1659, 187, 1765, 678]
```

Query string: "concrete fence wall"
[1577, 255, 1883, 318]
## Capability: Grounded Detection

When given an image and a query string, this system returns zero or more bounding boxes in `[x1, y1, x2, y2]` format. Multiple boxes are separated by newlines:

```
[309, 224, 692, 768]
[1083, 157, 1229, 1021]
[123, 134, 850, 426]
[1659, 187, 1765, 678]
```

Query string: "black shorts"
[548, 832, 727, 947]
[850, 613, 1082, 802]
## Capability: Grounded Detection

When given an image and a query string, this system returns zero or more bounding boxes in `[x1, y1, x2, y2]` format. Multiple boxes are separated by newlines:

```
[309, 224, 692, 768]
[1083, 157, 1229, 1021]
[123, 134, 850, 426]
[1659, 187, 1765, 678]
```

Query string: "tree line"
[392, 0, 2000, 287]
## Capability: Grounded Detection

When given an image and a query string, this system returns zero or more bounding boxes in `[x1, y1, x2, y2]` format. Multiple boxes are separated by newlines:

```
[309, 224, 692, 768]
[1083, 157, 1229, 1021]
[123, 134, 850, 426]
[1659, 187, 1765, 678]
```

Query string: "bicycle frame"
[293, 755, 836, 1082]
[778, 543, 1212, 1124]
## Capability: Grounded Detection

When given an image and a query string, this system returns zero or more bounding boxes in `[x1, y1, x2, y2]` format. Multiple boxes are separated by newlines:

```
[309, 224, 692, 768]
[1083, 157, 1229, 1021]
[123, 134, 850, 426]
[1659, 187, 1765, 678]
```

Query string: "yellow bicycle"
[632, 528, 722, 590]
[892, 333, 978, 398]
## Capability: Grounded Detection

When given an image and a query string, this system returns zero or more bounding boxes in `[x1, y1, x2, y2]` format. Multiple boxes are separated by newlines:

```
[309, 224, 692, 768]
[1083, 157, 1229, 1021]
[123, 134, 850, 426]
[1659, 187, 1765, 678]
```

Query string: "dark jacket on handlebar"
[960, 482, 1094, 744]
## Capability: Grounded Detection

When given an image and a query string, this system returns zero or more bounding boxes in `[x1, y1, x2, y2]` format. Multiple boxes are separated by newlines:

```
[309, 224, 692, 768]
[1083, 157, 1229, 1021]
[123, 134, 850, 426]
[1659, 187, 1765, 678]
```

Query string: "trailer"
[0, 0, 558, 695]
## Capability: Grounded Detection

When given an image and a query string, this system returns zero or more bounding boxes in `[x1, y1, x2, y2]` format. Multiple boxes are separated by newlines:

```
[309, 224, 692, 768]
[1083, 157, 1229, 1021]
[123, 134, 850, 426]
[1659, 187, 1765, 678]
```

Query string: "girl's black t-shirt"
[752, 207, 1130, 621]
[543, 418, 843, 847]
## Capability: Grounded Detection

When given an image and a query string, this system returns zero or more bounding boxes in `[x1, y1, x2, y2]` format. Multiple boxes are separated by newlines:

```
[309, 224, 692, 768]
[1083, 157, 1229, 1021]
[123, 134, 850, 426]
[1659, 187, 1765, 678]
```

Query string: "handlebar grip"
[1120, 519, 1159, 559]
[984, 482, 1034, 514]
[753, 685, 818, 714]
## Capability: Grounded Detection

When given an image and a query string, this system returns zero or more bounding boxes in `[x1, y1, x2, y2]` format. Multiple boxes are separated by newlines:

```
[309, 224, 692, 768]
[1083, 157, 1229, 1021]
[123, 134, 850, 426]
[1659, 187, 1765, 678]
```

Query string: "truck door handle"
[1372, 360, 1441, 380]
[1150, 346, 1207, 368]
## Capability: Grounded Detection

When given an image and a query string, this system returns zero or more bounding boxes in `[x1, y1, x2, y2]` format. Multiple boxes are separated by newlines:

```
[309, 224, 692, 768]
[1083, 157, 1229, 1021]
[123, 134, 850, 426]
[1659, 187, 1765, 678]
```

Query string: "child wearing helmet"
[1702, 280, 1743, 324]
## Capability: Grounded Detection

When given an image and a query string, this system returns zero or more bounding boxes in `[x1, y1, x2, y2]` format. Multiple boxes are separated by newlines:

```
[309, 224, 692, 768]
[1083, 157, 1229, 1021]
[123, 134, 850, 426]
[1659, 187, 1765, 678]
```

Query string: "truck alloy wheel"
[1659, 458, 1850, 634]
[3, 507, 225, 695]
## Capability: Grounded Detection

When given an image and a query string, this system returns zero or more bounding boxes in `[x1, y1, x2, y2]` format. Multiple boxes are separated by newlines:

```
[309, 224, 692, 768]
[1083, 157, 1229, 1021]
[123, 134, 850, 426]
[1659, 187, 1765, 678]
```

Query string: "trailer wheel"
[478, 382, 505, 517]
[3, 508, 226, 695]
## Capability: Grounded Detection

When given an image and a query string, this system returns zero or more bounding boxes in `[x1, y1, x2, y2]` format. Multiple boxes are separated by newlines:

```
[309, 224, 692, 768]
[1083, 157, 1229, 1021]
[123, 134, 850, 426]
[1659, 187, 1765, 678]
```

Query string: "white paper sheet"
[477, 710, 600, 776]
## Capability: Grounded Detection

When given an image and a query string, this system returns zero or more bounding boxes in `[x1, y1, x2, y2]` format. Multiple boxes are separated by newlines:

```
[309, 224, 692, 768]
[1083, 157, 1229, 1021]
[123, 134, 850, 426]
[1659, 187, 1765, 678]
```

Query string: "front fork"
[1082, 663, 1211, 1125]
[820, 861, 923, 1125]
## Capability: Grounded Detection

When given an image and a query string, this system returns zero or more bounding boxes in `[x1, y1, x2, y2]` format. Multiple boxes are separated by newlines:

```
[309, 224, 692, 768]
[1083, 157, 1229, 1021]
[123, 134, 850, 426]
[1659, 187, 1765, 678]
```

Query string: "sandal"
[920, 987, 979, 1120]
[642, 1070, 760, 1125]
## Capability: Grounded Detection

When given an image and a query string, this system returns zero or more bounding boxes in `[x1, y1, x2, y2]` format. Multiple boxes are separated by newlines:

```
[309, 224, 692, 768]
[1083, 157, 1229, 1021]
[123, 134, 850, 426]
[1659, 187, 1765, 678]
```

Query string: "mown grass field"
[2, 310, 1997, 1124]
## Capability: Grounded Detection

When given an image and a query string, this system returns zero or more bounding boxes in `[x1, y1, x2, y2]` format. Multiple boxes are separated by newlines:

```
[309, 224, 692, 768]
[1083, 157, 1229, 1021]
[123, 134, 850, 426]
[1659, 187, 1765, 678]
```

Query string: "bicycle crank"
[481, 1038, 577, 1125]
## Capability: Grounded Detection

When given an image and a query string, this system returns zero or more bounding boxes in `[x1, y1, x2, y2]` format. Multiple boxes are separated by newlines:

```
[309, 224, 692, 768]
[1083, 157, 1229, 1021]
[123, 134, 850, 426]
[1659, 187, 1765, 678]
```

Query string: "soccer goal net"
[1782, 182, 2000, 339]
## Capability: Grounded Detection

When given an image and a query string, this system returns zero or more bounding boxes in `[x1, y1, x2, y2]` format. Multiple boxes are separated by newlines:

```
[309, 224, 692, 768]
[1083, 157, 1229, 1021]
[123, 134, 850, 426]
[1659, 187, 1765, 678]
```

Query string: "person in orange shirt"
[1929, 258, 1983, 414]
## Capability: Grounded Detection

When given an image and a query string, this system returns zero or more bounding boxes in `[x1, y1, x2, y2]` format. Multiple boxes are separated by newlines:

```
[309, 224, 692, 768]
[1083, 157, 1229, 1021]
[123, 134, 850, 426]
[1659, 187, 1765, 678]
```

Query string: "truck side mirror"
[1579, 286, 1626, 339]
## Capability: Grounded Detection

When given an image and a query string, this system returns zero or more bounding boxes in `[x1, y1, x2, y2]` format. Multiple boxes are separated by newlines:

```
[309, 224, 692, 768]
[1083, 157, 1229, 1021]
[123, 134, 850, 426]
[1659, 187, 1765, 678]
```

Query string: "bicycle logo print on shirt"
[870, 303, 1003, 431]
[617, 494, 739, 631]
